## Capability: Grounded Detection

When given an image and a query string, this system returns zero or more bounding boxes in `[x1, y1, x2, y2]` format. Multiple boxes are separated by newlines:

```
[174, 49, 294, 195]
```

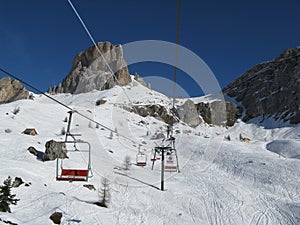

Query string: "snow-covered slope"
[0, 81, 299, 224]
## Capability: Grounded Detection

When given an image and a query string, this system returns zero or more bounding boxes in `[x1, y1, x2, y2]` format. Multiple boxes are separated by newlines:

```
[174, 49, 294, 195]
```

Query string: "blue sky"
[0, 0, 299, 97]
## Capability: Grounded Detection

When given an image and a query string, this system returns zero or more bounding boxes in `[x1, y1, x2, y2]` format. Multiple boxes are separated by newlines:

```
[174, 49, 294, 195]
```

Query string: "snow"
[248, 114, 298, 129]
[266, 140, 300, 159]
[0, 81, 300, 224]
[254, 66, 272, 75]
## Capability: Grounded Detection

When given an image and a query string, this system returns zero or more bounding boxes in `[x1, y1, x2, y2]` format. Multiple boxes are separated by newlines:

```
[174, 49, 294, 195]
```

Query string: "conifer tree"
[0, 176, 19, 213]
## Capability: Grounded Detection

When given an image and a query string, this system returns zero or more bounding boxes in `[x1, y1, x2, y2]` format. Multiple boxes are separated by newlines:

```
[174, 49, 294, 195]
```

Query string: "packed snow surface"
[0, 81, 300, 224]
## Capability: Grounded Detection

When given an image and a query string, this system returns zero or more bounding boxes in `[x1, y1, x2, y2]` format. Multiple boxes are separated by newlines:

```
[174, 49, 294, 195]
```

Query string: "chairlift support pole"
[66, 111, 73, 141]
[151, 150, 157, 170]
[154, 146, 171, 191]
[161, 147, 165, 191]
[56, 111, 74, 179]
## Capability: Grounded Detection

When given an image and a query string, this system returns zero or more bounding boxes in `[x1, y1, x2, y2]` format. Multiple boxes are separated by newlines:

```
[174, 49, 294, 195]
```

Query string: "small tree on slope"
[95, 177, 110, 208]
[0, 176, 19, 213]
[124, 155, 131, 170]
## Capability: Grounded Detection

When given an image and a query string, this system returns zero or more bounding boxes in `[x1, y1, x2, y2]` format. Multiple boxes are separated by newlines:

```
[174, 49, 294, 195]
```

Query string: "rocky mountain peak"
[49, 41, 131, 94]
[223, 46, 300, 124]
[274, 46, 300, 62]
[0, 77, 29, 104]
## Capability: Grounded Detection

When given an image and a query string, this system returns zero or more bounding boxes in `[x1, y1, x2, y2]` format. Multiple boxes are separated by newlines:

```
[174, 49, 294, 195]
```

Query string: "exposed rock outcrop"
[177, 99, 202, 127]
[133, 73, 151, 89]
[127, 100, 236, 127]
[0, 77, 29, 104]
[12, 177, 24, 188]
[43, 140, 67, 161]
[22, 128, 38, 136]
[223, 46, 300, 124]
[196, 101, 237, 127]
[131, 104, 178, 125]
[27, 146, 38, 157]
[49, 41, 132, 94]
[49, 212, 62, 224]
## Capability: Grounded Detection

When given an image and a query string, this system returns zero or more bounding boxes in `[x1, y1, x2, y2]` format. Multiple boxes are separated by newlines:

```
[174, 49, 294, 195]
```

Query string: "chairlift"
[56, 111, 92, 182]
[56, 140, 92, 181]
[136, 152, 147, 166]
[164, 151, 177, 172]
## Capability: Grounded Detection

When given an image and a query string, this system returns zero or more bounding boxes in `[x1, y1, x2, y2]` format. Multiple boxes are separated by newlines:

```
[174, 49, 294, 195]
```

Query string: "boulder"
[49, 212, 62, 224]
[43, 140, 67, 161]
[22, 128, 38, 136]
[27, 146, 38, 156]
[12, 177, 24, 188]
[177, 99, 202, 127]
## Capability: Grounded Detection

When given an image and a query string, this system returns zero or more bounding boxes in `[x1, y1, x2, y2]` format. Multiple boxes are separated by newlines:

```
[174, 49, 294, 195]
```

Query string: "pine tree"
[0, 176, 19, 213]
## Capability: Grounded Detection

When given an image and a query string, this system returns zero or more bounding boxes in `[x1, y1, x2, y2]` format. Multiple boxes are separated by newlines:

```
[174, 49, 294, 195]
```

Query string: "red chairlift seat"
[56, 169, 89, 181]
[164, 155, 177, 172]
[136, 152, 147, 166]
[56, 140, 92, 182]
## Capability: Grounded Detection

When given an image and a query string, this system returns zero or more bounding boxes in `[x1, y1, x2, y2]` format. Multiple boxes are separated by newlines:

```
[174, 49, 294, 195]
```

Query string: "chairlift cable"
[0, 68, 73, 111]
[173, 0, 181, 110]
[67, 0, 151, 134]
[0, 68, 137, 144]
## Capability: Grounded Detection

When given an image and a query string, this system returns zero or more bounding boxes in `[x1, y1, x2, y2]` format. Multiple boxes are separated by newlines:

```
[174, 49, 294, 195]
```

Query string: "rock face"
[0, 77, 29, 104]
[132, 105, 178, 125]
[133, 73, 151, 89]
[223, 46, 300, 124]
[129, 100, 236, 127]
[177, 99, 202, 127]
[43, 140, 68, 161]
[49, 41, 131, 94]
[196, 101, 237, 127]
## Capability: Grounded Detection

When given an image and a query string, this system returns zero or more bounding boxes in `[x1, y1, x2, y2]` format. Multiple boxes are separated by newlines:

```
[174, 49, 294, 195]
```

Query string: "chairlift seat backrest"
[136, 152, 147, 166]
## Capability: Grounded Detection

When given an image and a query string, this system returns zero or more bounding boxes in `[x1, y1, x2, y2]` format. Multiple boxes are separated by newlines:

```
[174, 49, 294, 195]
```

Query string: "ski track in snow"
[0, 82, 299, 224]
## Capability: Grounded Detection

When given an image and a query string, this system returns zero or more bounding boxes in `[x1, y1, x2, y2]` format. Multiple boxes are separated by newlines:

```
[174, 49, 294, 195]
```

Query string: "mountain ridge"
[1, 43, 299, 127]
[223, 46, 300, 125]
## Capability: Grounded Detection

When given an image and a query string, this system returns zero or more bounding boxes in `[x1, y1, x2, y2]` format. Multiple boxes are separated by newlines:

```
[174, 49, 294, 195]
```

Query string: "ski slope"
[0, 81, 299, 224]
